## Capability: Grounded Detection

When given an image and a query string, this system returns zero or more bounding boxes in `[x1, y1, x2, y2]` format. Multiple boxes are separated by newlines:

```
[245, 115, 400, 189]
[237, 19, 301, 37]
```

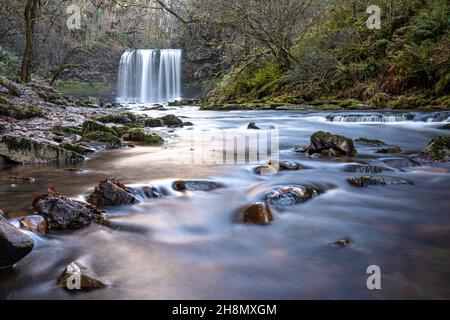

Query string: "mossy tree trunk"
[20, 0, 39, 83]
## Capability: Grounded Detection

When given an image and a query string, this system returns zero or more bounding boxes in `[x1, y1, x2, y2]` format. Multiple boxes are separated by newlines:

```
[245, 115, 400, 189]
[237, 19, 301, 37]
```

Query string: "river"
[1, 108, 449, 299]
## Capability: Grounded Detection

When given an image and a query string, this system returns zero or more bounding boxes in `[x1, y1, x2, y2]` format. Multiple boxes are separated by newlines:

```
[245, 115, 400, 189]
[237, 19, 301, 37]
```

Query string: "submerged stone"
[347, 176, 412, 187]
[57, 262, 108, 291]
[242, 202, 274, 225]
[0, 215, 35, 269]
[172, 180, 224, 192]
[19, 215, 47, 235]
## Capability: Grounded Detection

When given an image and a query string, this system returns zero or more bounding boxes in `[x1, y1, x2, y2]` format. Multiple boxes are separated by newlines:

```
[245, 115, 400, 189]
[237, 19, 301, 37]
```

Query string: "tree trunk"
[0, 76, 21, 97]
[20, 0, 38, 83]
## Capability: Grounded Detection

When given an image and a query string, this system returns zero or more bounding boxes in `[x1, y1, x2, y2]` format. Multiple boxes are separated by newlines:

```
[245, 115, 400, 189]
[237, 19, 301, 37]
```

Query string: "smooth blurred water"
[0, 109, 449, 299]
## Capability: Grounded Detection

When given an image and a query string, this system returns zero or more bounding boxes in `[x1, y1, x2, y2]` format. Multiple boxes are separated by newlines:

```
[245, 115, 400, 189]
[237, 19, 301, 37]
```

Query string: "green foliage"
[0, 47, 19, 78]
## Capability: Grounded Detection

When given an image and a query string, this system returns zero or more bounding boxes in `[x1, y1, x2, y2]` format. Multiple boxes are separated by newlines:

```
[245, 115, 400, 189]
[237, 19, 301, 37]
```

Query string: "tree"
[20, 0, 39, 83]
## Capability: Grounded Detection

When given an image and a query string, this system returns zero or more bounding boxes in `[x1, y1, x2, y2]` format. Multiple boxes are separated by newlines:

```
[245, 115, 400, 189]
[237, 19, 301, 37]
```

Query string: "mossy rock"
[52, 125, 82, 136]
[420, 135, 450, 161]
[355, 137, 387, 146]
[95, 112, 138, 125]
[0, 135, 84, 164]
[82, 120, 117, 135]
[59, 143, 92, 155]
[0, 103, 44, 120]
[124, 129, 164, 145]
[143, 118, 165, 128]
[80, 131, 122, 149]
[307, 131, 357, 156]
[159, 115, 184, 127]
[439, 124, 450, 130]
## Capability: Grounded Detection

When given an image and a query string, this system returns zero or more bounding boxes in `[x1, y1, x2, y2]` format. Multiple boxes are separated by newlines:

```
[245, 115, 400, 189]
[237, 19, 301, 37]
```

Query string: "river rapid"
[1, 108, 449, 299]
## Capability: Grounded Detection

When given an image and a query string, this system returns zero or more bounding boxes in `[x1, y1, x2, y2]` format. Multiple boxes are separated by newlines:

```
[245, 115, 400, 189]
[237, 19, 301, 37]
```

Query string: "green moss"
[59, 143, 89, 155]
[420, 135, 450, 160]
[142, 118, 165, 128]
[0, 103, 44, 119]
[369, 93, 390, 108]
[80, 131, 122, 147]
[52, 125, 82, 136]
[125, 128, 164, 145]
[82, 120, 117, 135]
[96, 112, 138, 125]
[355, 137, 387, 146]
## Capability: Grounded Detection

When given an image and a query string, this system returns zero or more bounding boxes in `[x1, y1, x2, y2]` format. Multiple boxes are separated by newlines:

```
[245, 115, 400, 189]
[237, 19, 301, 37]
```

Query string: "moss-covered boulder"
[52, 125, 82, 136]
[82, 120, 117, 135]
[143, 118, 165, 128]
[301, 131, 357, 156]
[95, 112, 138, 125]
[124, 128, 164, 145]
[80, 131, 123, 149]
[59, 143, 93, 155]
[159, 114, 184, 127]
[0, 102, 44, 120]
[0, 135, 85, 164]
[419, 135, 450, 161]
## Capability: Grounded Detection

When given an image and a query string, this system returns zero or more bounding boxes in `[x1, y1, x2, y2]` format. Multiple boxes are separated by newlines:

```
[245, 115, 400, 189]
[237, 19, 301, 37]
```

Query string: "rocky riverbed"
[1, 92, 450, 298]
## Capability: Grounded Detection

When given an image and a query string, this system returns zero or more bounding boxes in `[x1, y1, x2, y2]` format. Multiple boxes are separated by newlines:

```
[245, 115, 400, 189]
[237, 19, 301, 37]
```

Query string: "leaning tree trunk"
[20, 0, 38, 83]
[0, 76, 21, 97]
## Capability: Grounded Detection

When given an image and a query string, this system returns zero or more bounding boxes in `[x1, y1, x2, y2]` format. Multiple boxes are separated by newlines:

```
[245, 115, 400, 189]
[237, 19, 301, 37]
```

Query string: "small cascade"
[117, 49, 182, 104]
[327, 113, 414, 123]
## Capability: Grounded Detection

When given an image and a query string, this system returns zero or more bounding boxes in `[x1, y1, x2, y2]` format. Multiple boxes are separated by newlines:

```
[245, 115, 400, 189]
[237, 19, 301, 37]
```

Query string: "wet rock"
[57, 262, 108, 291]
[247, 122, 261, 130]
[254, 165, 278, 176]
[87, 179, 140, 207]
[380, 158, 419, 169]
[419, 135, 450, 161]
[242, 202, 274, 225]
[332, 239, 351, 247]
[60, 143, 94, 155]
[344, 164, 385, 174]
[159, 115, 184, 128]
[0, 135, 85, 164]
[80, 132, 123, 150]
[269, 160, 300, 171]
[33, 188, 108, 229]
[95, 112, 137, 125]
[82, 120, 117, 136]
[183, 122, 194, 127]
[19, 215, 47, 235]
[143, 118, 165, 128]
[432, 111, 450, 122]
[0, 214, 35, 269]
[376, 146, 402, 154]
[4, 176, 36, 183]
[128, 185, 162, 200]
[172, 180, 224, 192]
[264, 186, 320, 207]
[123, 128, 164, 145]
[300, 131, 356, 156]
[354, 137, 386, 146]
[347, 176, 412, 187]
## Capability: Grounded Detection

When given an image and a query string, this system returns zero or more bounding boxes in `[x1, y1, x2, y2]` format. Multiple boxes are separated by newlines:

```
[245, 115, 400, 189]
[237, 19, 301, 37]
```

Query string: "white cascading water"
[117, 49, 182, 104]
[327, 113, 413, 122]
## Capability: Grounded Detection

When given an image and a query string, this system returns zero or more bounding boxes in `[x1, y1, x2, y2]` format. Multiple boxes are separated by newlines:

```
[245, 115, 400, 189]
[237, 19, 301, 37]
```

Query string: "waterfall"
[117, 49, 182, 104]
[327, 113, 414, 123]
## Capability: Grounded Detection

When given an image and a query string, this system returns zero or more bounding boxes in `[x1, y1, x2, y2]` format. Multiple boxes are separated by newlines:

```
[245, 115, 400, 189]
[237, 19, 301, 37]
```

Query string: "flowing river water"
[1, 108, 450, 299]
